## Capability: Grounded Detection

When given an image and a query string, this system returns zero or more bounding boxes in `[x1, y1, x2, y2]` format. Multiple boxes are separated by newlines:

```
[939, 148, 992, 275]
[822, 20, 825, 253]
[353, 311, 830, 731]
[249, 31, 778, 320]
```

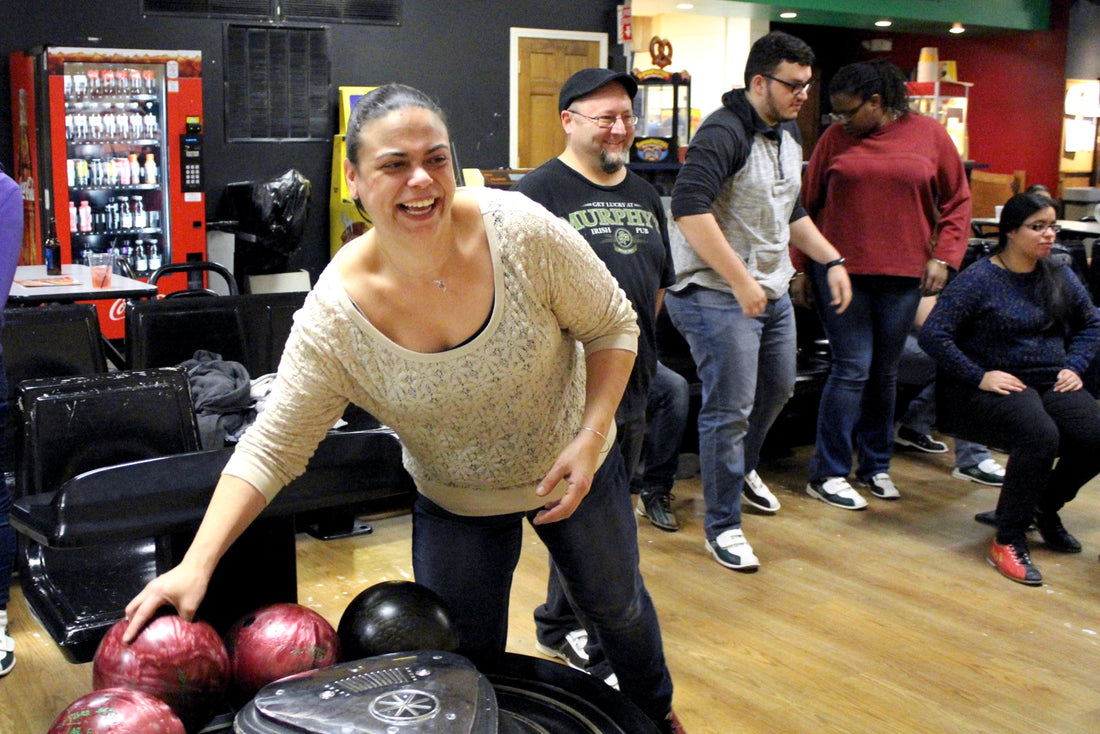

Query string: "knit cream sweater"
[224, 187, 638, 516]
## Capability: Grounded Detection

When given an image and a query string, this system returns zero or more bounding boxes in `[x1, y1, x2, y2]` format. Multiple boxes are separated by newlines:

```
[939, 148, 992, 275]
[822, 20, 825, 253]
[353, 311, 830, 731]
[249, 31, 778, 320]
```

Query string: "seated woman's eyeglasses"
[567, 110, 639, 129]
[1024, 223, 1062, 233]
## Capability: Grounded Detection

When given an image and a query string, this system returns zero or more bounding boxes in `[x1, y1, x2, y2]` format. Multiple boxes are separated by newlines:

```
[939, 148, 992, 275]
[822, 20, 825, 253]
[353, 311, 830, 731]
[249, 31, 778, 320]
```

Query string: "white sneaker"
[860, 472, 901, 500]
[742, 470, 781, 513]
[0, 609, 13, 677]
[534, 628, 589, 670]
[952, 459, 1005, 486]
[806, 476, 868, 510]
[705, 528, 759, 571]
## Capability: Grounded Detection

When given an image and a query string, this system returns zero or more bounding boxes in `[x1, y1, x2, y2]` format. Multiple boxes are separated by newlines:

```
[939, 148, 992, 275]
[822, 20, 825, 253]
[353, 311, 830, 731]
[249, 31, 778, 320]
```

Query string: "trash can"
[218, 169, 311, 293]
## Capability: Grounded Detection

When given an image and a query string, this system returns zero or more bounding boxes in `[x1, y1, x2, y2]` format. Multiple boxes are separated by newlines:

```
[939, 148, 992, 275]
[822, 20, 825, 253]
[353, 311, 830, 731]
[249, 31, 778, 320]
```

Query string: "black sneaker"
[534, 628, 588, 670]
[895, 425, 948, 453]
[636, 491, 680, 531]
[1035, 511, 1082, 553]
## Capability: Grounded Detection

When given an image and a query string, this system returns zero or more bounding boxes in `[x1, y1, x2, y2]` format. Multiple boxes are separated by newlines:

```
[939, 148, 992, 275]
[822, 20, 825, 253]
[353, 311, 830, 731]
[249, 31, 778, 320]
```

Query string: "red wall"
[887, 3, 1069, 192]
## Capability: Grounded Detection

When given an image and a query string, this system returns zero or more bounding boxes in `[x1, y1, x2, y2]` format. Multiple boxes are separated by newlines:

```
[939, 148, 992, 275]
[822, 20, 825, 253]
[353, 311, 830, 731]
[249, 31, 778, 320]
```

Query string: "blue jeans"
[897, 333, 992, 470]
[664, 287, 796, 540]
[808, 271, 921, 482]
[412, 445, 673, 725]
[631, 361, 690, 497]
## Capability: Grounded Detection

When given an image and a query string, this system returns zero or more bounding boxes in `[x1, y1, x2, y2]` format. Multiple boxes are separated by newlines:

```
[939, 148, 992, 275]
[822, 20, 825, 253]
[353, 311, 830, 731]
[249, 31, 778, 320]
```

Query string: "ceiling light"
[779, 12, 797, 19]
[875, 20, 893, 27]
[676, 3, 694, 8]
[949, 22, 965, 34]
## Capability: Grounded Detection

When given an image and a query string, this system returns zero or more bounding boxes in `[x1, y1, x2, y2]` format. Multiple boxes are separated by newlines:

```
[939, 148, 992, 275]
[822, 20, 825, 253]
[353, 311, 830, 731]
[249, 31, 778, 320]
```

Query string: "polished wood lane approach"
[2, 445, 1099, 732]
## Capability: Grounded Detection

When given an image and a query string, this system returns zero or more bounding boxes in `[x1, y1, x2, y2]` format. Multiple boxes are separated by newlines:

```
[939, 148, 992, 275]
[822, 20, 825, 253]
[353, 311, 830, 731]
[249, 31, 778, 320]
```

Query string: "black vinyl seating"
[7, 293, 415, 662]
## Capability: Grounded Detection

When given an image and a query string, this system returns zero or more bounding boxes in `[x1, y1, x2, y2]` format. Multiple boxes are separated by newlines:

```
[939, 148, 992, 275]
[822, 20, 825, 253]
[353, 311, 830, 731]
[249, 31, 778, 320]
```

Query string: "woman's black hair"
[345, 83, 447, 168]
[344, 83, 447, 220]
[995, 192, 1068, 328]
[828, 59, 909, 116]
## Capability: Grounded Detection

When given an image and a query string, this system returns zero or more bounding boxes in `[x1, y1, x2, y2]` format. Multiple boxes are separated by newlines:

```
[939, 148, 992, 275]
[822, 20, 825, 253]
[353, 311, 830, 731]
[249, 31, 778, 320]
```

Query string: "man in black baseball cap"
[518, 68, 689, 734]
[558, 67, 638, 112]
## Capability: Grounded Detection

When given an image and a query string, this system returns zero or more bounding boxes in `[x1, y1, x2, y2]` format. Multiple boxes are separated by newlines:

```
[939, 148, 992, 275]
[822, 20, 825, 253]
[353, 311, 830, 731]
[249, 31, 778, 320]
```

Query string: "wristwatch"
[825, 257, 847, 270]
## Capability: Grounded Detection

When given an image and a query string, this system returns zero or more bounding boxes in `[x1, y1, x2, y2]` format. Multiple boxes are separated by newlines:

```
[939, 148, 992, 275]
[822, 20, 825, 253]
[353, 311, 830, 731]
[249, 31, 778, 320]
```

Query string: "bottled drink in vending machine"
[68, 200, 77, 233]
[147, 238, 162, 271]
[78, 200, 92, 233]
[144, 153, 158, 185]
[132, 196, 146, 228]
[135, 239, 147, 273]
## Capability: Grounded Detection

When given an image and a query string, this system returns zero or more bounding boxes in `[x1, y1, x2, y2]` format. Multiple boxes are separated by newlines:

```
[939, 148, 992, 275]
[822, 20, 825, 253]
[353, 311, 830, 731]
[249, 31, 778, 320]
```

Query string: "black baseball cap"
[558, 68, 638, 112]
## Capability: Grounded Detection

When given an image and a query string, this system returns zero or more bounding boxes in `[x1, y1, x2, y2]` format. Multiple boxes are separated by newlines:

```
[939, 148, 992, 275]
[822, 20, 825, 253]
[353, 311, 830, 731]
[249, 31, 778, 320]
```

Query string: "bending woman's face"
[1006, 206, 1059, 262]
[344, 106, 455, 235]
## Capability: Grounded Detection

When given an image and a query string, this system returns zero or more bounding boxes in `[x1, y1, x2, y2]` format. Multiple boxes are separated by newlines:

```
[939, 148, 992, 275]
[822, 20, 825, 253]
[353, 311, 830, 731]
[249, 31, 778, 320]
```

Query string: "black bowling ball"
[337, 580, 460, 660]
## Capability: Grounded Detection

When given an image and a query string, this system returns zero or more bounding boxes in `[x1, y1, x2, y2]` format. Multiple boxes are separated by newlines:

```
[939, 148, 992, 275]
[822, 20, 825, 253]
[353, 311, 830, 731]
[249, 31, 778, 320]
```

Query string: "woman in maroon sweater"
[798, 59, 971, 509]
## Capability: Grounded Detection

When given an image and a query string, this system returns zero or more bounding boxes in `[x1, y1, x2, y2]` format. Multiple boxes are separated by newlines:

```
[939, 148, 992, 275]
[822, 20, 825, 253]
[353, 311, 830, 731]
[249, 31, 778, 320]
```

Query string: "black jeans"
[943, 379, 1100, 540]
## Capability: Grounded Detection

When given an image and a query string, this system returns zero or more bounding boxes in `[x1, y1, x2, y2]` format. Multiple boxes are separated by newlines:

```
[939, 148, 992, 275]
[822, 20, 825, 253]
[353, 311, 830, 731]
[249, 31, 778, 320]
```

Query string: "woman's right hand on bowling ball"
[123, 562, 212, 643]
[123, 476, 270, 643]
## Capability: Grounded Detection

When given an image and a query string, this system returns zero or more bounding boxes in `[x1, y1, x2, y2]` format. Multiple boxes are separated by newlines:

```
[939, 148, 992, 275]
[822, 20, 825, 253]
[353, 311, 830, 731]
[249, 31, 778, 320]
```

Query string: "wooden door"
[517, 38, 603, 169]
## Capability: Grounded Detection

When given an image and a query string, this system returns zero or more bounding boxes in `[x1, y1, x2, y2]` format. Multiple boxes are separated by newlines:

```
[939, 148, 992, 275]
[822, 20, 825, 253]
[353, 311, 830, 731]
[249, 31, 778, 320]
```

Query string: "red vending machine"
[10, 46, 206, 338]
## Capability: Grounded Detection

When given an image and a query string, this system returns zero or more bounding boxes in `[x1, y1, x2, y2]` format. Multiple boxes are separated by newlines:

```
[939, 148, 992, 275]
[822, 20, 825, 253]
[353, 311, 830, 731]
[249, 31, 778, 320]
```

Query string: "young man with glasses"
[666, 31, 851, 571]
[514, 70, 686, 728]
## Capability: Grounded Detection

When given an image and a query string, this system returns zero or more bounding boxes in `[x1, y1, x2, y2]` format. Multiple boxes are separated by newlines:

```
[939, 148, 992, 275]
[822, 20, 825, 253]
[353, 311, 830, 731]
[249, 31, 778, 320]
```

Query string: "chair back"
[969, 170, 1019, 218]
[13, 367, 201, 662]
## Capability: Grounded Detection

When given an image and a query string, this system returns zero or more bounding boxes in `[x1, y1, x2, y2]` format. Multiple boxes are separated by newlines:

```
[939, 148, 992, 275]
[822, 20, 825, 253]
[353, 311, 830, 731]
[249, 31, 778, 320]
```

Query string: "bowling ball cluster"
[47, 581, 458, 733]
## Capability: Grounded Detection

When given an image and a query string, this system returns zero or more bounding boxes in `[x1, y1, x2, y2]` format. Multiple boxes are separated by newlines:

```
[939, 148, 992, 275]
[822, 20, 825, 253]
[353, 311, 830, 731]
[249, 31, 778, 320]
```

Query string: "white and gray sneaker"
[705, 528, 759, 572]
[0, 609, 13, 677]
[806, 476, 868, 510]
[742, 470, 781, 513]
[859, 472, 901, 500]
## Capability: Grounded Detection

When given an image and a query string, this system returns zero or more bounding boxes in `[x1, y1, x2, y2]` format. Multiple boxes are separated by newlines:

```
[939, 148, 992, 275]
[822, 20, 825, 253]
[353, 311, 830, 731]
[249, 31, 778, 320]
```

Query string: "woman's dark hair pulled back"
[345, 83, 447, 166]
[828, 59, 909, 116]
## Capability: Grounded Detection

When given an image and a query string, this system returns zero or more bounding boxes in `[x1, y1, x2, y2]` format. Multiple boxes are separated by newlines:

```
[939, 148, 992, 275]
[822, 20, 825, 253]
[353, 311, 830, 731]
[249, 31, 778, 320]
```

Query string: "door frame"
[509, 27, 609, 169]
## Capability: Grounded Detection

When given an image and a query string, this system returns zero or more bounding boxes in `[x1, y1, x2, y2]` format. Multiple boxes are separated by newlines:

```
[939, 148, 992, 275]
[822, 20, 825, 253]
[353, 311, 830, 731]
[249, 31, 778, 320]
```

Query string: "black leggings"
[943, 380, 1100, 540]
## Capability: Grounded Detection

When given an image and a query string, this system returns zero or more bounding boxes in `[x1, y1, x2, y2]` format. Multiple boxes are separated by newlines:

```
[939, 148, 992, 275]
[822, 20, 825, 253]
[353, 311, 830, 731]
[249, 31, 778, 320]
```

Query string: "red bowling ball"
[225, 602, 341, 700]
[47, 687, 186, 734]
[92, 615, 230, 732]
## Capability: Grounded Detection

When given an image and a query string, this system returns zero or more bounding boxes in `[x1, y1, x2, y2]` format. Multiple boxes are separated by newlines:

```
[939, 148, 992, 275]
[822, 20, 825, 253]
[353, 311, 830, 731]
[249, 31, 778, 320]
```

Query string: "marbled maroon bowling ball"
[337, 580, 459, 660]
[92, 615, 229, 732]
[47, 688, 186, 734]
[225, 602, 340, 700]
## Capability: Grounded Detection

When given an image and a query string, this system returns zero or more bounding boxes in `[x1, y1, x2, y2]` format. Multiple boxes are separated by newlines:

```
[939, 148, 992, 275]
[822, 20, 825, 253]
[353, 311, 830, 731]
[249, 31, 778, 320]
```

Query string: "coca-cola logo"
[108, 298, 126, 321]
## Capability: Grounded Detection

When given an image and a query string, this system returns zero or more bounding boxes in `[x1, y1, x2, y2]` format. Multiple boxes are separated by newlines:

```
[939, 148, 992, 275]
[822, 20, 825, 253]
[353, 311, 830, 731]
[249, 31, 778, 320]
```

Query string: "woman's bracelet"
[825, 257, 847, 270]
[931, 257, 949, 268]
[579, 425, 608, 442]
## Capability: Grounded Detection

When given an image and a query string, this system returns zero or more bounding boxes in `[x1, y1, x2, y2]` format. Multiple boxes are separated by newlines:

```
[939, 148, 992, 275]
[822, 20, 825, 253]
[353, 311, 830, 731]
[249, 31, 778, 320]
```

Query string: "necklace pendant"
[433, 279, 447, 291]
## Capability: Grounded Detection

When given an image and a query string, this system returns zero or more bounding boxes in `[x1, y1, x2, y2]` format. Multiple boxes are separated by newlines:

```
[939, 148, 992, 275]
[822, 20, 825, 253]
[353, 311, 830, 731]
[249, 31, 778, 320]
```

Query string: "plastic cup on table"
[88, 252, 114, 289]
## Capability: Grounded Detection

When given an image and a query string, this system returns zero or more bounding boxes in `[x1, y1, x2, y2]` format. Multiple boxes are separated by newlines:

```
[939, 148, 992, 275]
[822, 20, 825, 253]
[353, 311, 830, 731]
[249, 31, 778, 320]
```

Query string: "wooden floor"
[4, 443, 1100, 733]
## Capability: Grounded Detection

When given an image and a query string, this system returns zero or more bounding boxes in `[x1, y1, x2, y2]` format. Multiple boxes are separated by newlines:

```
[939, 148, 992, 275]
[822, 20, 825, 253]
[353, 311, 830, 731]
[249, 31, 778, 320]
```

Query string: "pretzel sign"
[649, 36, 673, 69]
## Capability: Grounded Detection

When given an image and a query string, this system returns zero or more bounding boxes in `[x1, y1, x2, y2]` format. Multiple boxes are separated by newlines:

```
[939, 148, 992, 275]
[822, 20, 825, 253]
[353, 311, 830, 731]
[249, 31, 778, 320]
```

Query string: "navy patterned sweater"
[919, 257, 1100, 388]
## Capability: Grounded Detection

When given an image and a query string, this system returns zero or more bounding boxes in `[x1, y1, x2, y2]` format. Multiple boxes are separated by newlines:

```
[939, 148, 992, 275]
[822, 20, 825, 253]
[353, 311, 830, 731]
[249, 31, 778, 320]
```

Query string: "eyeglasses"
[828, 100, 868, 123]
[1023, 222, 1062, 233]
[567, 110, 639, 129]
[763, 74, 812, 96]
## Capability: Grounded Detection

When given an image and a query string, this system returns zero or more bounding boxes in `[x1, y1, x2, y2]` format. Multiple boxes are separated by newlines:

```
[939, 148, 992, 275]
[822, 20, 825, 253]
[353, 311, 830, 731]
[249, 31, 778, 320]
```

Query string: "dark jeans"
[536, 361, 690, 669]
[0, 366, 13, 609]
[411, 445, 674, 724]
[943, 379, 1100, 540]
[632, 361, 691, 497]
[808, 271, 922, 482]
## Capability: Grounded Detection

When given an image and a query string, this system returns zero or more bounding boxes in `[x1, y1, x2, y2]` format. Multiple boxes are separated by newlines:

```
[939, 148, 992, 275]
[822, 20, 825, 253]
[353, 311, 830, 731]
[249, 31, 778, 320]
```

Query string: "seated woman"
[919, 192, 1100, 586]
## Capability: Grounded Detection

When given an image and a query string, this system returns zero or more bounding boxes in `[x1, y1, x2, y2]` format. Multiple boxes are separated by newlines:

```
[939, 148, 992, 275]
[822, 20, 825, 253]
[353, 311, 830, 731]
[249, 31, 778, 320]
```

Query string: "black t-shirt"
[513, 158, 674, 419]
